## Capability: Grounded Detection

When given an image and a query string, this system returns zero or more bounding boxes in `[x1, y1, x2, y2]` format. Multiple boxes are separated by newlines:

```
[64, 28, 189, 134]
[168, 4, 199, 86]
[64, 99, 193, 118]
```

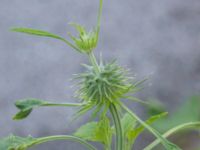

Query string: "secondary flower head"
[68, 23, 98, 54]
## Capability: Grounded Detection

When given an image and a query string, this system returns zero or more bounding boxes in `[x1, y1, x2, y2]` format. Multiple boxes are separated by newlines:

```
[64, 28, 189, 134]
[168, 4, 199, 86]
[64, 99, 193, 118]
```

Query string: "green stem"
[144, 122, 200, 150]
[109, 103, 123, 150]
[88, 52, 100, 73]
[61, 38, 82, 53]
[31, 135, 96, 150]
[97, 0, 103, 36]
[43, 102, 83, 107]
[120, 102, 181, 150]
[122, 96, 149, 105]
[104, 144, 111, 150]
[88, 52, 123, 150]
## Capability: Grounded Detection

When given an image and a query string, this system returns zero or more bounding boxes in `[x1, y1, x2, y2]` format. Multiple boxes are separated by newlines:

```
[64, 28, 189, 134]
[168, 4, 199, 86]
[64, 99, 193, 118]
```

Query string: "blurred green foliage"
[147, 96, 200, 132]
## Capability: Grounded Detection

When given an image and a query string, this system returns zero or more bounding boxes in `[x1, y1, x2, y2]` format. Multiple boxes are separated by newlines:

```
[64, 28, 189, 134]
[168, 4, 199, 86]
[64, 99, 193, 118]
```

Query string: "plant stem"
[109, 103, 123, 150]
[31, 135, 96, 150]
[120, 102, 181, 150]
[43, 102, 83, 107]
[88, 52, 100, 73]
[61, 38, 82, 52]
[144, 122, 200, 150]
[96, 0, 103, 37]
[104, 144, 111, 150]
[88, 52, 123, 150]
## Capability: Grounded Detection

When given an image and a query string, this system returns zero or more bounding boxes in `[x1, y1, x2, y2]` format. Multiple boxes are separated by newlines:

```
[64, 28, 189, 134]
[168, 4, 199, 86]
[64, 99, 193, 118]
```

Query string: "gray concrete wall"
[0, 0, 200, 149]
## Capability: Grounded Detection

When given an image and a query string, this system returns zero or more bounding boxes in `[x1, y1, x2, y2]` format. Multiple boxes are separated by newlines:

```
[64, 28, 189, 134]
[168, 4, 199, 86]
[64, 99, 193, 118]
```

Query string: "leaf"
[96, 117, 112, 146]
[128, 112, 168, 141]
[74, 122, 98, 141]
[151, 96, 200, 132]
[121, 103, 181, 150]
[119, 113, 137, 150]
[144, 122, 200, 150]
[146, 99, 166, 115]
[13, 99, 83, 120]
[0, 134, 37, 150]
[13, 99, 47, 120]
[74, 117, 112, 147]
[11, 28, 64, 40]
[11, 28, 81, 52]
[0, 135, 96, 150]
[121, 113, 137, 136]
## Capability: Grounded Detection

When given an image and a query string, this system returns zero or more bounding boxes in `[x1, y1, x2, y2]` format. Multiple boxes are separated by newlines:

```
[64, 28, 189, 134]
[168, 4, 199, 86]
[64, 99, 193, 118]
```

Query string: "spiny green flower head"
[68, 23, 98, 54]
[75, 60, 135, 105]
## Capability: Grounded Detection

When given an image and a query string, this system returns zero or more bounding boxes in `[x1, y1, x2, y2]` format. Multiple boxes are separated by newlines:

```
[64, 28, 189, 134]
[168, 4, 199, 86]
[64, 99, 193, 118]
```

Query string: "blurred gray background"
[0, 0, 200, 149]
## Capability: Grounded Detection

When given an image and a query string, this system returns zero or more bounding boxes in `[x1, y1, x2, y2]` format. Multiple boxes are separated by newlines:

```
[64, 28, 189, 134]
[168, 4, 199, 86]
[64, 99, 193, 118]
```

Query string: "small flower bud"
[68, 23, 98, 54]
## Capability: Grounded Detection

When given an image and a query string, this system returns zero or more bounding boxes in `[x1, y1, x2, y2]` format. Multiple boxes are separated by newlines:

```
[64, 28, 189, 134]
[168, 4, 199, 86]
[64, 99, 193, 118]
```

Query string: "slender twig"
[32, 135, 96, 150]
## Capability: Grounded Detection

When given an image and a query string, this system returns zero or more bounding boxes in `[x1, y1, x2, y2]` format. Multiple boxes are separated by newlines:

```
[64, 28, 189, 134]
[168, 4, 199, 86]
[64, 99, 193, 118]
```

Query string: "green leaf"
[128, 112, 168, 141]
[119, 113, 137, 150]
[13, 99, 83, 120]
[121, 103, 181, 150]
[144, 122, 200, 150]
[0, 135, 37, 150]
[146, 99, 166, 115]
[74, 117, 112, 148]
[12, 28, 64, 40]
[120, 112, 167, 150]
[96, 117, 112, 147]
[151, 96, 200, 132]
[13, 99, 47, 120]
[0, 135, 96, 150]
[74, 122, 98, 141]
[121, 113, 137, 136]
[11, 28, 81, 52]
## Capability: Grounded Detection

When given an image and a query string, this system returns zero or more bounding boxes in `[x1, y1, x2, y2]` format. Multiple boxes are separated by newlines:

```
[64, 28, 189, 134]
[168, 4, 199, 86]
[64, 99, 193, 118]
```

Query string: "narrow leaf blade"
[11, 28, 64, 40]
[128, 112, 168, 140]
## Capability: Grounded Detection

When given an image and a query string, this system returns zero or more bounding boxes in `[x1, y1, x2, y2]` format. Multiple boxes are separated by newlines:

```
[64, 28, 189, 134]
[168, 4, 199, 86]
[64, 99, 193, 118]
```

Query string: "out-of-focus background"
[0, 0, 200, 149]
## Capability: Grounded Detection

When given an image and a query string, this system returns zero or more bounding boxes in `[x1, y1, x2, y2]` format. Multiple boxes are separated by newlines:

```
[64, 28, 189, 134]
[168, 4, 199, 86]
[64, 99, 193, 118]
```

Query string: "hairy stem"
[31, 135, 96, 150]
[109, 103, 123, 150]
